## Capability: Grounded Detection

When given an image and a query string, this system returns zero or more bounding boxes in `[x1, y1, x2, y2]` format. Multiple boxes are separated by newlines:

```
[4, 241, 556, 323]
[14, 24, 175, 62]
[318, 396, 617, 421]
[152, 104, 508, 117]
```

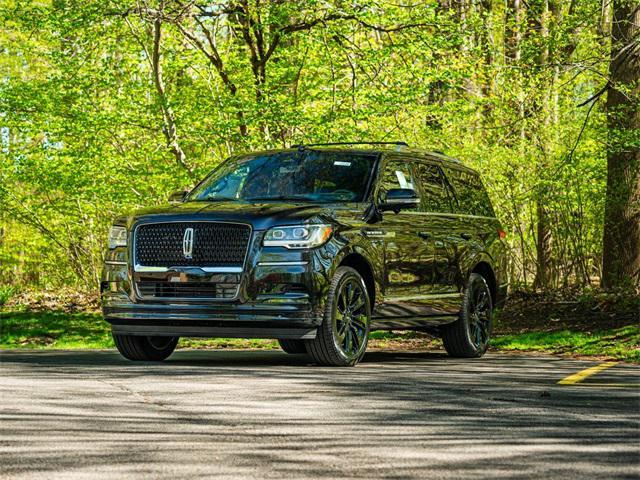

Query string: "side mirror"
[168, 189, 189, 203]
[379, 188, 420, 213]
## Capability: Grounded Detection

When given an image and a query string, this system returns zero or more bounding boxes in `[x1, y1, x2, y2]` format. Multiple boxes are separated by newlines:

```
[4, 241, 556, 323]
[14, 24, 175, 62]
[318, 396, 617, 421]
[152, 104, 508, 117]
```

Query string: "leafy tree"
[0, 0, 635, 293]
[602, 0, 639, 289]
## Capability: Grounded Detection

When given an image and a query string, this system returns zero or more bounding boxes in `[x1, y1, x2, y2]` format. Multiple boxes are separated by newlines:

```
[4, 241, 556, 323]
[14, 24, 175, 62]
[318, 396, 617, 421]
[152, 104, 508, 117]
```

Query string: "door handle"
[418, 232, 431, 240]
[460, 233, 472, 240]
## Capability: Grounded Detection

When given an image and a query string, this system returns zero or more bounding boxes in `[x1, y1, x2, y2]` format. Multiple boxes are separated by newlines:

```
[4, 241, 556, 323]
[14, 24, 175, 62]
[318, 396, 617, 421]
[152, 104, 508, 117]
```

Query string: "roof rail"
[291, 141, 409, 149]
[427, 150, 462, 163]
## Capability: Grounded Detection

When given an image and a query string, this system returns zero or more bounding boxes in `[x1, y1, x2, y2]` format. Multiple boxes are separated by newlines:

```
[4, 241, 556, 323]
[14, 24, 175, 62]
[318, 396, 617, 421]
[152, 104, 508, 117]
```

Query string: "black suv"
[102, 142, 507, 366]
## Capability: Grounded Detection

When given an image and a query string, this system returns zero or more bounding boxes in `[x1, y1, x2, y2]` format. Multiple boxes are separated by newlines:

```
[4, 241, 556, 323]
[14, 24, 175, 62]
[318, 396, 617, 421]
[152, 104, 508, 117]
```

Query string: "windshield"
[189, 151, 376, 203]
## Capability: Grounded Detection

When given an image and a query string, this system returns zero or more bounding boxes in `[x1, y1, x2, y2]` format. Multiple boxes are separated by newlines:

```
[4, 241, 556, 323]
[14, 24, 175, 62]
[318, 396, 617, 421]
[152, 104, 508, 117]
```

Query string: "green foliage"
[0, 0, 622, 290]
[0, 311, 113, 349]
[492, 326, 640, 363]
[3, 308, 636, 362]
[0, 285, 15, 306]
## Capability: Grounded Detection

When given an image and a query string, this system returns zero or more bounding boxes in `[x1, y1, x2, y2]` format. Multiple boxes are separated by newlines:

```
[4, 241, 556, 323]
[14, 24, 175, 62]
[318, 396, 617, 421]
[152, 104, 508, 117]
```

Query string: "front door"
[372, 157, 437, 324]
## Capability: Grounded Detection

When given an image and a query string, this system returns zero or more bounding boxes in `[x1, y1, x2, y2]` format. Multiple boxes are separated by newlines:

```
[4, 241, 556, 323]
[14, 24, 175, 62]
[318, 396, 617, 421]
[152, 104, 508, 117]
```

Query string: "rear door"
[442, 166, 497, 291]
[413, 160, 463, 315]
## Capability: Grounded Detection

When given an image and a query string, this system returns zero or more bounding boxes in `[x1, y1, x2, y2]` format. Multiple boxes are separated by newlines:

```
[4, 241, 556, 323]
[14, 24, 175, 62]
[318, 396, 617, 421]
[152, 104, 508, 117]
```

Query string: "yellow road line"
[572, 383, 640, 388]
[557, 361, 618, 385]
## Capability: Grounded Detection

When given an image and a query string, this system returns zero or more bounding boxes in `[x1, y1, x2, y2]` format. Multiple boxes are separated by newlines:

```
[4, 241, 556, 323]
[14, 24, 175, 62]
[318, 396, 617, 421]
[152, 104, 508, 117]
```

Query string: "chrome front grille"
[134, 222, 251, 268]
[133, 221, 250, 300]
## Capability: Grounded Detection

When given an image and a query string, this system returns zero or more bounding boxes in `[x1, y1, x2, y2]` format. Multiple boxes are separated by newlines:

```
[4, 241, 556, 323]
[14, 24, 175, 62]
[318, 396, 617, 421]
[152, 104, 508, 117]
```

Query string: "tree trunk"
[602, 1, 640, 289]
[124, 12, 193, 173]
[151, 19, 191, 174]
[534, 203, 553, 288]
[504, 0, 522, 63]
[529, 0, 554, 290]
[479, 0, 496, 111]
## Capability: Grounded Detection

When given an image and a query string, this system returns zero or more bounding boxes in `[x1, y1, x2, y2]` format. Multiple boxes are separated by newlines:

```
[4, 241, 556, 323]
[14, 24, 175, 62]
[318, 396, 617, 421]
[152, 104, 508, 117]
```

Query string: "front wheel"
[442, 273, 493, 358]
[113, 333, 179, 361]
[305, 266, 371, 367]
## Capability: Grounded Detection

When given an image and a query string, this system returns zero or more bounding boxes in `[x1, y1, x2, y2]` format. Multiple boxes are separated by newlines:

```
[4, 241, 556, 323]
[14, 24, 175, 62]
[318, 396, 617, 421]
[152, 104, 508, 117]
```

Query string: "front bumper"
[103, 292, 320, 339]
[101, 233, 339, 339]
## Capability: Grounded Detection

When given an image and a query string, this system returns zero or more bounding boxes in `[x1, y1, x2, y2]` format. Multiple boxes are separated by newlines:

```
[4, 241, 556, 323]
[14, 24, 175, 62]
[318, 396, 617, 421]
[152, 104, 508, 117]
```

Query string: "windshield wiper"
[191, 197, 239, 202]
[245, 195, 316, 202]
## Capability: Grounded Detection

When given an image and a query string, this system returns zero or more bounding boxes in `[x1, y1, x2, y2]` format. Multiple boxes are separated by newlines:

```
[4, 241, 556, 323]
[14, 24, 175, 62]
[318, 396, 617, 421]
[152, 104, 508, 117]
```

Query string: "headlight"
[108, 226, 127, 249]
[263, 224, 333, 249]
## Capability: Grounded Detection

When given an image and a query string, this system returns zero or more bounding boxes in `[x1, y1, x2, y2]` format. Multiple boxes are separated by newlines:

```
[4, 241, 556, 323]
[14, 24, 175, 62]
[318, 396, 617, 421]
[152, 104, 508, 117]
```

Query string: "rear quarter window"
[415, 162, 454, 214]
[445, 168, 495, 217]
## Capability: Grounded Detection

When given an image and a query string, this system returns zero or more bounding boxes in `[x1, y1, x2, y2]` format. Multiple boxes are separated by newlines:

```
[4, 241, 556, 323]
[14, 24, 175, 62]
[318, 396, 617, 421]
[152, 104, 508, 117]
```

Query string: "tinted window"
[415, 163, 453, 213]
[379, 159, 415, 192]
[445, 168, 495, 217]
[189, 151, 376, 203]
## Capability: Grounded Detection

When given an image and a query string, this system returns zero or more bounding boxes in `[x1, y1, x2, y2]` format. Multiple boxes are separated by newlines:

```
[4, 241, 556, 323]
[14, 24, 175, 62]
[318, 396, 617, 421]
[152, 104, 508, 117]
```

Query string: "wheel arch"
[338, 252, 377, 308]
[471, 260, 497, 306]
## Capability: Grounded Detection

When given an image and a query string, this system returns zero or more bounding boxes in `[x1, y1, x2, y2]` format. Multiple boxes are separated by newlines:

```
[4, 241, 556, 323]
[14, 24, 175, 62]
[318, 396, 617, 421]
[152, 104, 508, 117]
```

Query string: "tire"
[305, 266, 371, 367]
[442, 273, 493, 358]
[278, 339, 308, 354]
[112, 333, 179, 361]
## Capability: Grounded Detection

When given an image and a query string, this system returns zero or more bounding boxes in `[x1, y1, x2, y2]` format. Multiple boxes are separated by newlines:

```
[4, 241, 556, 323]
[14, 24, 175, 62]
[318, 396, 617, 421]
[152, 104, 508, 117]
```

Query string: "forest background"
[1, 0, 638, 308]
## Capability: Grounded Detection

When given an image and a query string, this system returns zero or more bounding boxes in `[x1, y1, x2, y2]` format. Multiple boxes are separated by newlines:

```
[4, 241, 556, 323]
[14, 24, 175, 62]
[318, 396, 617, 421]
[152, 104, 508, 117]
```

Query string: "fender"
[326, 227, 384, 307]
[462, 250, 495, 280]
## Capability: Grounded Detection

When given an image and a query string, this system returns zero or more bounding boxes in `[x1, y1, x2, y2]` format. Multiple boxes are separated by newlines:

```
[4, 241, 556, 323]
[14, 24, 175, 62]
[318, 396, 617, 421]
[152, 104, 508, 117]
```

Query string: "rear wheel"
[305, 266, 371, 367]
[113, 333, 179, 361]
[442, 273, 493, 358]
[278, 339, 307, 354]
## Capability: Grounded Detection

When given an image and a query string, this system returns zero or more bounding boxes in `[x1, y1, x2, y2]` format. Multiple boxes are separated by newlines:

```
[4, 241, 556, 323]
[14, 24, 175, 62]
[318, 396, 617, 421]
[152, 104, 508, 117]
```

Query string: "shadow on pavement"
[1, 349, 639, 479]
[0, 348, 450, 368]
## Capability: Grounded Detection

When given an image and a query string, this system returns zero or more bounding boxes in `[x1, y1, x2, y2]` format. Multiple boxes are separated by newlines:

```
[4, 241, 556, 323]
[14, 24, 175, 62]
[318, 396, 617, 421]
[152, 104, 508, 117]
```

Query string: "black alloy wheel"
[442, 273, 493, 358]
[334, 276, 369, 357]
[468, 284, 492, 350]
[278, 339, 308, 354]
[306, 266, 371, 366]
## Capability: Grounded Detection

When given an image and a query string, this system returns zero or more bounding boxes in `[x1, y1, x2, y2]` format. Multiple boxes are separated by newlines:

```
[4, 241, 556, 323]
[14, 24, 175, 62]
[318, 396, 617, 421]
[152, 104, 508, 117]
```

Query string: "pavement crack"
[95, 378, 172, 412]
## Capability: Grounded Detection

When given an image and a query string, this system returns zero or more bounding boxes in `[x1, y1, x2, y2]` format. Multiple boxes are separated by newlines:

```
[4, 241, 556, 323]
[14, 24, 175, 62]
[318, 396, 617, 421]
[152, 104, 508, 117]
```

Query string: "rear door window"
[414, 162, 454, 214]
[445, 168, 495, 217]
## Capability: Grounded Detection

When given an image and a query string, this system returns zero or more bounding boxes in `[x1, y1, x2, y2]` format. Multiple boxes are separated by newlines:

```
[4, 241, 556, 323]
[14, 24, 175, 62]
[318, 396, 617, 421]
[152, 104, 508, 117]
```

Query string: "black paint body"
[102, 147, 508, 340]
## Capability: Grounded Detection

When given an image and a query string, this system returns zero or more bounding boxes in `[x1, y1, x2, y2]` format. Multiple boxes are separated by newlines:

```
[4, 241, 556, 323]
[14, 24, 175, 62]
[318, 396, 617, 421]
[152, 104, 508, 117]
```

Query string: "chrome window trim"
[393, 210, 498, 221]
[257, 261, 308, 266]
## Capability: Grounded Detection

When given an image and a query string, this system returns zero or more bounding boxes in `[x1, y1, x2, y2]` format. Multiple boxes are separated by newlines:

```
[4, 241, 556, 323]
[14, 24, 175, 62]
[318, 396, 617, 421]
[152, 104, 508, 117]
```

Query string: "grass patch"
[0, 311, 113, 349]
[491, 325, 640, 362]
[0, 310, 280, 350]
[1, 309, 638, 362]
[0, 286, 17, 307]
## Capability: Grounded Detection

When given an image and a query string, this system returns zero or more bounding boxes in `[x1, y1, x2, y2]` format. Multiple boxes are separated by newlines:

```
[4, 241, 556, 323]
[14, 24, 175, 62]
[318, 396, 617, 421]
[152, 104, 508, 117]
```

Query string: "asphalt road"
[1, 349, 639, 479]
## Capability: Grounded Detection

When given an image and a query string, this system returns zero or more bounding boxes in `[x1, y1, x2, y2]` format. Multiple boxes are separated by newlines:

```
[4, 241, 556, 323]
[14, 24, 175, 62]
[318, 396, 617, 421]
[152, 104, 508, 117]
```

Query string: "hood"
[126, 200, 363, 230]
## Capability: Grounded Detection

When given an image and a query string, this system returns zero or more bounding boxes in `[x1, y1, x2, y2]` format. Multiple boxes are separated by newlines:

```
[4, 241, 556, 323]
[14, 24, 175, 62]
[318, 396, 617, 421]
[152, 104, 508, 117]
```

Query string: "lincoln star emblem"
[182, 227, 194, 259]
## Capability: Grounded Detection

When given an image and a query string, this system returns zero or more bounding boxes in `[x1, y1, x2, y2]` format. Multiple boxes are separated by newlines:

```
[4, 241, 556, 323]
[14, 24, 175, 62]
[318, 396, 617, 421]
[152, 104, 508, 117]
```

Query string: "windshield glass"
[189, 151, 376, 203]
